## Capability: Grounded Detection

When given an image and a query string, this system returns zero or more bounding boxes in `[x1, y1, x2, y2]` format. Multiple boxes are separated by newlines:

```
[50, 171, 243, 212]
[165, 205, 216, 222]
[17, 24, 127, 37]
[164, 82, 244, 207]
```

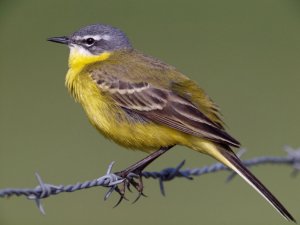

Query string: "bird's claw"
[112, 170, 147, 206]
[113, 185, 129, 208]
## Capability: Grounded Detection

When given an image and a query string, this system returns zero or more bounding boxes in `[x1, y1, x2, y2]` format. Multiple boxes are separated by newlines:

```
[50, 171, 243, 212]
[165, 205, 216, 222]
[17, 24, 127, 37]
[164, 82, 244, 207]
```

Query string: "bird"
[48, 24, 295, 222]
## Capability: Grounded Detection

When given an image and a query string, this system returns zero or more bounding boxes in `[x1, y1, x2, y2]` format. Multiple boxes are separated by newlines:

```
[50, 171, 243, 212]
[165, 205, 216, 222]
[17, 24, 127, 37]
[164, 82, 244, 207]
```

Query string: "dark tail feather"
[219, 147, 296, 222]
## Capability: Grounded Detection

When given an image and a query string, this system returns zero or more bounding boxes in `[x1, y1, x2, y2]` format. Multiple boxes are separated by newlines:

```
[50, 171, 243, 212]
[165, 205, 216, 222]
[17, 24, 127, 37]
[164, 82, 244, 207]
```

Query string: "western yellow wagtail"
[48, 24, 295, 221]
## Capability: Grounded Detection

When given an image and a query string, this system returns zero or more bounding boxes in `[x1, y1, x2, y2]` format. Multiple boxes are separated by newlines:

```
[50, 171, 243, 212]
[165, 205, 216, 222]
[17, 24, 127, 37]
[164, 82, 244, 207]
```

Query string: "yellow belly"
[66, 67, 190, 152]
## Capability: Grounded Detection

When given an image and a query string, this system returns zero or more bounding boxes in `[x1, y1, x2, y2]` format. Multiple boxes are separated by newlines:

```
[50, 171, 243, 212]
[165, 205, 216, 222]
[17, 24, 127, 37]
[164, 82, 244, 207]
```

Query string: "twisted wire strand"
[0, 147, 299, 214]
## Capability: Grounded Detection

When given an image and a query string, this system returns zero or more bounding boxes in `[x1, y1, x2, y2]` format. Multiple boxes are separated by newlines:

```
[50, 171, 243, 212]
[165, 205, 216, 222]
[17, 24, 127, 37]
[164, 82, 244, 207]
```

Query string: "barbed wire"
[1, 146, 299, 214]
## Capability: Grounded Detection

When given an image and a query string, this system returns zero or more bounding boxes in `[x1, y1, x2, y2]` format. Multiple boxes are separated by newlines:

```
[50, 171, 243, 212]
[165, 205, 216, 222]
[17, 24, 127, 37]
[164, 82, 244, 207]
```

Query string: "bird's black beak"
[47, 36, 69, 45]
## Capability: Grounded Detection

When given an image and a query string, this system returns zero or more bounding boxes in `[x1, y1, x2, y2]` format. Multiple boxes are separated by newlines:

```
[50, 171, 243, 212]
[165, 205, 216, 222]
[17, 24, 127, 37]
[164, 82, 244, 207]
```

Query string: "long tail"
[211, 144, 295, 222]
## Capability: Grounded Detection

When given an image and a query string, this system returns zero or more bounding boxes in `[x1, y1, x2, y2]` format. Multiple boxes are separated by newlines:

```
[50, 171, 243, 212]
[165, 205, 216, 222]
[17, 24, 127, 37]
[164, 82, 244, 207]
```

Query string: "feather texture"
[88, 50, 240, 147]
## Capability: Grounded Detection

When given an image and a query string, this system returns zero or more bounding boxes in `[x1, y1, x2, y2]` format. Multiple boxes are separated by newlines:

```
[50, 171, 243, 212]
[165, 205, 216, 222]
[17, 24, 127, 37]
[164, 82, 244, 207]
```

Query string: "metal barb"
[284, 146, 300, 174]
[106, 161, 115, 174]
[27, 173, 47, 215]
[104, 186, 116, 201]
[159, 178, 166, 196]
[102, 162, 124, 201]
[158, 160, 188, 196]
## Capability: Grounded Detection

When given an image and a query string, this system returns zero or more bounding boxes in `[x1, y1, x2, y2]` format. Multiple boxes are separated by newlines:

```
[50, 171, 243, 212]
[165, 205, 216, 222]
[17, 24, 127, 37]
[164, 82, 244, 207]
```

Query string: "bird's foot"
[109, 146, 173, 207]
[113, 168, 147, 207]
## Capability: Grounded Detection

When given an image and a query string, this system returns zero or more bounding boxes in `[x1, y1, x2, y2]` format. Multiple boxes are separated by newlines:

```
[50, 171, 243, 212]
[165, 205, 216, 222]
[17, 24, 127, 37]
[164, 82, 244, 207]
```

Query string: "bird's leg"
[117, 146, 173, 177]
[115, 145, 174, 204]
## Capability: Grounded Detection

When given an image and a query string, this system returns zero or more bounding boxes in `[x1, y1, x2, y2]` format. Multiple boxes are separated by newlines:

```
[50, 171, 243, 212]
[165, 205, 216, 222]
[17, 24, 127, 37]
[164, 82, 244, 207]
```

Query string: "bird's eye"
[86, 38, 95, 45]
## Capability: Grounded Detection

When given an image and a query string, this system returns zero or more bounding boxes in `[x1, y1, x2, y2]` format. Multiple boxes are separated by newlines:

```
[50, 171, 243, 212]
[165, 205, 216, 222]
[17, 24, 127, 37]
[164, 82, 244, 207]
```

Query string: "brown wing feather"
[93, 76, 240, 147]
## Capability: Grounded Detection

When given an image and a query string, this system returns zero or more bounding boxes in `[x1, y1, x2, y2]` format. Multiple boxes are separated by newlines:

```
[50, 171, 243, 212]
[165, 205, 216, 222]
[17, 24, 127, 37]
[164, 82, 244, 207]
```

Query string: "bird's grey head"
[48, 24, 132, 55]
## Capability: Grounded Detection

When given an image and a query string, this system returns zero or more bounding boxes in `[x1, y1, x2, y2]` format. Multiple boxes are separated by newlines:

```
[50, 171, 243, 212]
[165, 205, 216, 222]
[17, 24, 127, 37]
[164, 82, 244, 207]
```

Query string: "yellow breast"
[66, 46, 111, 96]
[66, 47, 116, 132]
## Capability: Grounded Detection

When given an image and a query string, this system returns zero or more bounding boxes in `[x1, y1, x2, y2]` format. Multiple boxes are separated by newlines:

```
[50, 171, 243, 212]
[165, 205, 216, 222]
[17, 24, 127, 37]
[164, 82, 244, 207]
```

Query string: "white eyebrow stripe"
[100, 34, 111, 41]
[73, 35, 111, 41]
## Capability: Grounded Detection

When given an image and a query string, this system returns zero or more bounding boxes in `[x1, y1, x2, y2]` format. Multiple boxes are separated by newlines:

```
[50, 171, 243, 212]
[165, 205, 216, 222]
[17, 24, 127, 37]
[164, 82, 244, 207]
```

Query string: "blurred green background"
[1, 0, 300, 224]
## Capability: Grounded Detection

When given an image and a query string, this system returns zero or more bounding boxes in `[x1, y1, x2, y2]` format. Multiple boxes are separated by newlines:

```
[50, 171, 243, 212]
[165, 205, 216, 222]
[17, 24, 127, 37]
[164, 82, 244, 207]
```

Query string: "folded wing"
[94, 77, 240, 148]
